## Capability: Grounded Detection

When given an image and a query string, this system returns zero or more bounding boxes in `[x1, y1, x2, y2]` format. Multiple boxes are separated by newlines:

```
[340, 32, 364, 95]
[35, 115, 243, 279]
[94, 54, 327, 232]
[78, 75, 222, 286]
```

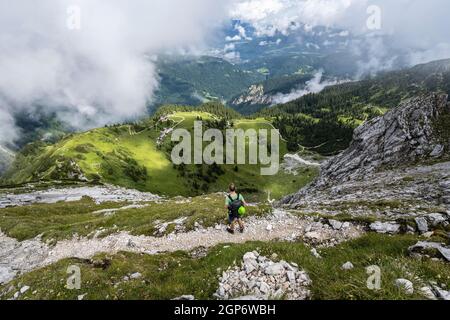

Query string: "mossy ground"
[1, 233, 449, 300]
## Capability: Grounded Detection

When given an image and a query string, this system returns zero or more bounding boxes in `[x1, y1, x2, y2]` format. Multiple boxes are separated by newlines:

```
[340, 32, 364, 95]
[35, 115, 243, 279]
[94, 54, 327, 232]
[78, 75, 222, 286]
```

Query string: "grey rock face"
[408, 241, 450, 261]
[129, 272, 142, 279]
[317, 93, 449, 186]
[433, 286, 450, 300]
[430, 144, 445, 157]
[415, 217, 429, 233]
[281, 93, 450, 208]
[420, 286, 437, 300]
[0, 233, 49, 285]
[328, 219, 343, 230]
[426, 213, 446, 227]
[369, 221, 401, 234]
[264, 263, 285, 276]
[231, 84, 273, 106]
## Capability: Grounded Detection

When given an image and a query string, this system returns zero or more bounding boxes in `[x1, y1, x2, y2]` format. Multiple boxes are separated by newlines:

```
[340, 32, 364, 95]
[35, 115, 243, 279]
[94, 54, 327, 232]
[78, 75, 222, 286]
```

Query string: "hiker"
[225, 183, 247, 234]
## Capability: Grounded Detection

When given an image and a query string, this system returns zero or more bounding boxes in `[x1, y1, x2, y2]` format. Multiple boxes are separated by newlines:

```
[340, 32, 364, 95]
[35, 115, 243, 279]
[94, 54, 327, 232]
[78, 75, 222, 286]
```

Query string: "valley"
[1, 59, 450, 301]
[2, 104, 318, 200]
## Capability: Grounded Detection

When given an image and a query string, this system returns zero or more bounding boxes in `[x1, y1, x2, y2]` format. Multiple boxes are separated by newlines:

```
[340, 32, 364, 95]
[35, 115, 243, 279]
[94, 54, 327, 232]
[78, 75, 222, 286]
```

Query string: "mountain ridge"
[280, 92, 450, 213]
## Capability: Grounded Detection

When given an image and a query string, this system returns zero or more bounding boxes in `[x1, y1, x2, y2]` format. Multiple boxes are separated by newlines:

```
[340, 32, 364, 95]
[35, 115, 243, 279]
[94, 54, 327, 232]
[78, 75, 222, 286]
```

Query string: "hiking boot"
[239, 227, 245, 233]
[226, 227, 235, 234]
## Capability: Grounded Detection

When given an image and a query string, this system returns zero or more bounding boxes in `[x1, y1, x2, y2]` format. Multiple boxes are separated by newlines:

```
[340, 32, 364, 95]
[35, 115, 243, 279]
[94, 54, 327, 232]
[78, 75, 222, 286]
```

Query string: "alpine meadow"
[0, 0, 450, 311]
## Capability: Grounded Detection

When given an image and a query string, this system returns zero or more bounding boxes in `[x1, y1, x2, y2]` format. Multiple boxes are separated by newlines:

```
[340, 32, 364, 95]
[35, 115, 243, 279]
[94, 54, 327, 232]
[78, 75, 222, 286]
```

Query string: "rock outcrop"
[231, 84, 273, 106]
[281, 93, 450, 215]
[316, 93, 449, 187]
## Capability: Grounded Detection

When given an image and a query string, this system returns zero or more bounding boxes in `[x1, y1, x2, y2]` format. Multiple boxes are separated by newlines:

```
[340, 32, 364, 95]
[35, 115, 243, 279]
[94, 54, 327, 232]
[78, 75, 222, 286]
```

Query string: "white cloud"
[0, 0, 230, 144]
[1, 0, 450, 147]
[272, 70, 348, 104]
[224, 43, 236, 52]
[235, 24, 253, 41]
[230, 0, 450, 67]
[231, 0, 285, 21]
[226, 23, 253, 42]
[230, 0, 358, 36]
[226, 35, 242, 42]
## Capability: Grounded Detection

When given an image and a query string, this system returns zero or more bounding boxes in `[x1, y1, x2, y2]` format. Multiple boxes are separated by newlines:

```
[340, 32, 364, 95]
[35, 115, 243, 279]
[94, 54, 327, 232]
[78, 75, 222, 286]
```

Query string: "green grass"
[2, 233, 449, 300]
[160, 113, 318, 201]
[3, 111, 318, 200]
[318, 213, 379, 225]
[0, 194, 271, 242]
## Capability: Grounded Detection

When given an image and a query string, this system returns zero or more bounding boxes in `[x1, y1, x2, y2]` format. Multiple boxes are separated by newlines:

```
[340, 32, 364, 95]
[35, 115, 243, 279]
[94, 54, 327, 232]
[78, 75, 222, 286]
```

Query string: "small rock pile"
[214, 251, 311, 300]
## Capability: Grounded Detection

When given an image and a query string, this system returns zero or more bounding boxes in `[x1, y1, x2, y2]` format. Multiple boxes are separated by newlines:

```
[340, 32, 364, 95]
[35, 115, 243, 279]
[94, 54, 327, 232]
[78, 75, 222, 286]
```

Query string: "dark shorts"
[228, 212, 240, 223]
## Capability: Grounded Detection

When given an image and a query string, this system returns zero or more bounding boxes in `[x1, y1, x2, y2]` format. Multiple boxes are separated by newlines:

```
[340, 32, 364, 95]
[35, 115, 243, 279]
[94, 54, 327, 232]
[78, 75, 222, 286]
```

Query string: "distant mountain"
[150, 55, 265, 111]
[148, 23, 369, 112]
[213, 21, 399, 79]
[150, 22, 418, 114]
[216, 21, 353, 68]
[262, 59, 450, 155]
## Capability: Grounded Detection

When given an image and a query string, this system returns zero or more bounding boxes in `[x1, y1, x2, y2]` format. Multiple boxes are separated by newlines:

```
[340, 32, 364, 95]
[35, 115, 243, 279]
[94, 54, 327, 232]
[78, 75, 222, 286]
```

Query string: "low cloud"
[272, 70, 346, 104]
[231, 0, 450, 71]
[1, 0, 449, 147]
[0, 0, 230, 145]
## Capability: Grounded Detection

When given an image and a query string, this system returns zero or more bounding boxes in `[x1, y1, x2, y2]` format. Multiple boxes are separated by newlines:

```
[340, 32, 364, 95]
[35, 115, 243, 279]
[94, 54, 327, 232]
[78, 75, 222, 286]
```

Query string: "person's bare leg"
[238, 219, 244, 232]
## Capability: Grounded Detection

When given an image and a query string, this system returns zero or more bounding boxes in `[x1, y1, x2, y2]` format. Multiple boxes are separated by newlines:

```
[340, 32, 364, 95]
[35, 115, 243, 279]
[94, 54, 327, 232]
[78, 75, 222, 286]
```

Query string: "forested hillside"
[260, 59, 450, 155]
[150, 56, 265, 110]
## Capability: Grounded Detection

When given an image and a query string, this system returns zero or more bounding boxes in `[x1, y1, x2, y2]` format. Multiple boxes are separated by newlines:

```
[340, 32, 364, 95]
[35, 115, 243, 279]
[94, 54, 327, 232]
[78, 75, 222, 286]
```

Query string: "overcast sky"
[0, 0, 449, 145]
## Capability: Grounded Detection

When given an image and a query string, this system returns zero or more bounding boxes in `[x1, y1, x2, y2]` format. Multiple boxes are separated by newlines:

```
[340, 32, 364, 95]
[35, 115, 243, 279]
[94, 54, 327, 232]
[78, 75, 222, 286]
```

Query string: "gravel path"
[0, 185, 161, 209]
[0, 209, 362, 284]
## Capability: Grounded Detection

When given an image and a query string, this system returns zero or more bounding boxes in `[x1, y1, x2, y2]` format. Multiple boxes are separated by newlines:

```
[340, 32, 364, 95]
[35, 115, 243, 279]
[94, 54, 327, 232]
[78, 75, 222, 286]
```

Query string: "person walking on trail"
[225, 183, 247, 234]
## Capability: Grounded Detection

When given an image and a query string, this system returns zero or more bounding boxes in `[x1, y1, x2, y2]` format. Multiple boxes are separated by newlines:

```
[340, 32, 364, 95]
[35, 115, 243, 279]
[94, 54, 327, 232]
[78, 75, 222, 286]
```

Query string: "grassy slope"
[2, 233, 449, 300]
[5, 125, 184, 196]
[165, 113, 317, 200]
[3, 111, 318, 200]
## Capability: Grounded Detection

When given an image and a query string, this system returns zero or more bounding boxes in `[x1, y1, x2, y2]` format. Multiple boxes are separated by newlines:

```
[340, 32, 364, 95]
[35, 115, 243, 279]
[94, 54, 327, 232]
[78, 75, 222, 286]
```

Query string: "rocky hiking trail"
[1, 93, 450, 300]
[0, 206, 363, 286]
